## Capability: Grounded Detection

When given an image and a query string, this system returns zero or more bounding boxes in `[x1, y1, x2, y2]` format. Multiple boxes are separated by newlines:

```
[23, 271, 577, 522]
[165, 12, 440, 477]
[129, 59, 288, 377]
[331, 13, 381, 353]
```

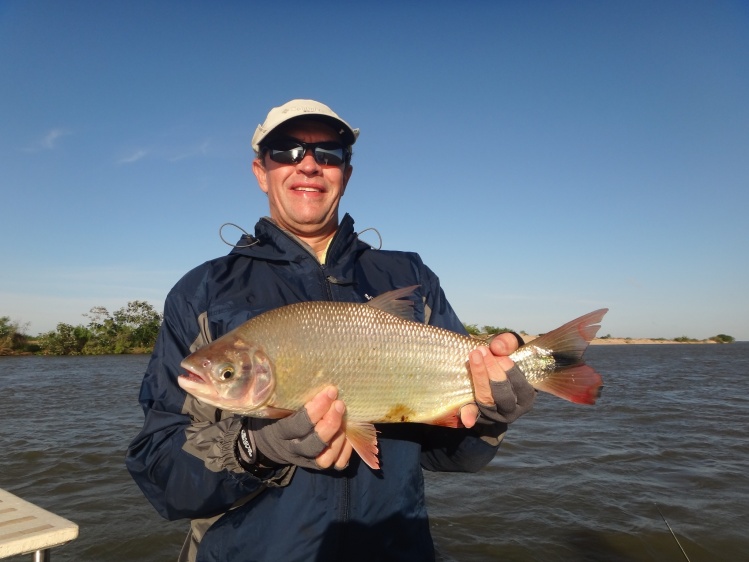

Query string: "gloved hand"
[249, 409, 328, 470]
[240, 386, 351, 471]
[461, 334, 536, 427]
[475, 364, 536, 424]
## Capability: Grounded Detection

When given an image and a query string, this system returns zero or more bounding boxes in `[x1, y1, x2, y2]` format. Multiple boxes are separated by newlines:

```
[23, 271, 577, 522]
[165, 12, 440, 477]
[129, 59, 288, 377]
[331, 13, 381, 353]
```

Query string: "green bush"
[463, 324, 481, 336]
[0, 316, 31, 353]
[3, 301, 163, 355]
[482, 325, 513, 335]
[674, 336, 699, 343]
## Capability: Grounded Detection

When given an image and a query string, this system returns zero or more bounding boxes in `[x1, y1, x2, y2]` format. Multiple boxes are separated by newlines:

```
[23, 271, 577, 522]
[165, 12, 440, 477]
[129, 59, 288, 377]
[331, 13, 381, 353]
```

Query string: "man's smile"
[290, 184, 325, 193]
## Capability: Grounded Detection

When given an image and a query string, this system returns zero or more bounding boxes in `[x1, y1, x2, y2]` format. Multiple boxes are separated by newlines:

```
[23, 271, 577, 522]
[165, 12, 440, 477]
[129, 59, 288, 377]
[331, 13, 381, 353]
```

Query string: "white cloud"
[118, 149, 148, 164]
[169, 139, 211, 162]
[23, 128, 72, 152]
[43, 129, 68, 148]
[116, 136, 217, 165]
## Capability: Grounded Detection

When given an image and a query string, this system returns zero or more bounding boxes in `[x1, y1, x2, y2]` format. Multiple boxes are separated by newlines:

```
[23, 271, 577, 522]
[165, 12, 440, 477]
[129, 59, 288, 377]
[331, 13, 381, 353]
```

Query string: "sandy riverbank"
[521, 335, 718, 345]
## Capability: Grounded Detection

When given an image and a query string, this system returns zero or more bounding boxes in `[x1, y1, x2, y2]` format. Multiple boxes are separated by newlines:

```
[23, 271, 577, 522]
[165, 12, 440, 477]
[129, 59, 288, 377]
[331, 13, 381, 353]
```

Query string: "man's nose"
[296, 150, 321, 173]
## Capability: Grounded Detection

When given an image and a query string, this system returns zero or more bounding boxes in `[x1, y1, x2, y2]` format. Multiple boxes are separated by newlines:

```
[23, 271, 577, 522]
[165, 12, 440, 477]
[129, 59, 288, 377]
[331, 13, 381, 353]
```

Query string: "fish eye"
[217, 365, 235, 381]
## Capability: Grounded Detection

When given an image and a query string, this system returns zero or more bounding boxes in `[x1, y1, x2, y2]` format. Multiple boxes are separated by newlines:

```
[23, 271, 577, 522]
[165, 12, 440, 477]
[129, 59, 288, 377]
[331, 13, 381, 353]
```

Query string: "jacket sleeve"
[125, 272, 289, 521]
[415, 262, 508, 473]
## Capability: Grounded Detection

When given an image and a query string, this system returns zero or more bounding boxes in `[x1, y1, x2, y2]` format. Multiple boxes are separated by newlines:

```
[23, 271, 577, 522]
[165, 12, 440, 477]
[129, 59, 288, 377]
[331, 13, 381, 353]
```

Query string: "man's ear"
[341, 164, 353, 196]
[252, 158, 269, 194]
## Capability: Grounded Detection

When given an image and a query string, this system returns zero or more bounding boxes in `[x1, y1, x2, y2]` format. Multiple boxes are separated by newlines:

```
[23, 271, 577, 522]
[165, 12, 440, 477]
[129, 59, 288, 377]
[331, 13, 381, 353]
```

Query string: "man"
[126, 99, 535, 562]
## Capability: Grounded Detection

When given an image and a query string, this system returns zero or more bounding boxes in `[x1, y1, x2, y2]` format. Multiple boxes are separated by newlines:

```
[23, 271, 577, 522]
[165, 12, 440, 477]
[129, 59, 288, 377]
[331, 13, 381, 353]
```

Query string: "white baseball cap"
[251, 99, 359, 153]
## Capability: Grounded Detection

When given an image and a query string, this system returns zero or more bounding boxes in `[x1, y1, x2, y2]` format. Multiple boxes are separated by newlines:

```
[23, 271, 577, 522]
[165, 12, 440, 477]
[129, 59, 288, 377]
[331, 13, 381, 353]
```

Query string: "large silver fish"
[179, 286, 607, 469]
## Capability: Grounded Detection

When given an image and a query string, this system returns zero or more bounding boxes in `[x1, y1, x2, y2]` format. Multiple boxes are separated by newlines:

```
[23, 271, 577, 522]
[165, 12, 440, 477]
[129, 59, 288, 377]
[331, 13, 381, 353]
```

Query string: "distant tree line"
[463, 324, 522, 337]
[0, 301, 162, 356]
[0, 308, 737, 356]
[466, 325, 736, 344]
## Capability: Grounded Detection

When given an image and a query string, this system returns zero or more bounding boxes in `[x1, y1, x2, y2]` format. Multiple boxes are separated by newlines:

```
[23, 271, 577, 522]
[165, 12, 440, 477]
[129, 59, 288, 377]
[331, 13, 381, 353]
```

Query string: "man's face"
[252, 121, 353, 239]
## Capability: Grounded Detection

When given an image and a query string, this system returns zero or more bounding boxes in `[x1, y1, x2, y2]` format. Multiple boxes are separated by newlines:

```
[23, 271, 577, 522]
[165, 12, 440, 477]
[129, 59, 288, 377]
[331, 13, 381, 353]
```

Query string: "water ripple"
[2, 344, 748, 561]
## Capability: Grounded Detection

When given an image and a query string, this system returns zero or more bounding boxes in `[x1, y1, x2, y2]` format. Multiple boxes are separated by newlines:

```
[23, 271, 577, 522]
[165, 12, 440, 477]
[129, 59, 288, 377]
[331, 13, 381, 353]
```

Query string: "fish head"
[178, 336, 275, 415]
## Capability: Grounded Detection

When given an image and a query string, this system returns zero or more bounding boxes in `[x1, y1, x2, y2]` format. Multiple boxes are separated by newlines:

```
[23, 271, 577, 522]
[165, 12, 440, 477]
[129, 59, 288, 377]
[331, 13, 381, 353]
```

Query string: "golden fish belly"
[240, 300, 480, 423]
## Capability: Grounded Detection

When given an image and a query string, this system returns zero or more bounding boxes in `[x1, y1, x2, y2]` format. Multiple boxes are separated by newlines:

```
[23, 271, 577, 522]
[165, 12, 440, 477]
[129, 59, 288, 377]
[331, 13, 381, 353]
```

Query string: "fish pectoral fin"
[346, 421, 380, 470]
[534, 365, 603, 405]
[253, 406, 296, 419]
[426, 411, 462, 428]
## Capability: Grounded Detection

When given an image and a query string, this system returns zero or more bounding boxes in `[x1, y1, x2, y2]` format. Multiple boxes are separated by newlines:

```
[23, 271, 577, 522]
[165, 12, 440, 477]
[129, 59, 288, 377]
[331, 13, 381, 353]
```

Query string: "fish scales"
[238, 300, 479, 423]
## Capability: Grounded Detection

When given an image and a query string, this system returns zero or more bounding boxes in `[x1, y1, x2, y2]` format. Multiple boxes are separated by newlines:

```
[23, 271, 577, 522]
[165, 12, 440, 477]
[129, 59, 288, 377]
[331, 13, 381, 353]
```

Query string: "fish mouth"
[178, 356, 210, 387]
[180, 370, 207, 384]
[177, 370, 216, 397]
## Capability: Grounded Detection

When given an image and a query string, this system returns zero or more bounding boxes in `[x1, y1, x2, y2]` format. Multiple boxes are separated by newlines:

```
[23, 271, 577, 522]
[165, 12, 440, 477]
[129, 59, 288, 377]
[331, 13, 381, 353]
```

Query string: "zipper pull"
[326, 275, 355, 286]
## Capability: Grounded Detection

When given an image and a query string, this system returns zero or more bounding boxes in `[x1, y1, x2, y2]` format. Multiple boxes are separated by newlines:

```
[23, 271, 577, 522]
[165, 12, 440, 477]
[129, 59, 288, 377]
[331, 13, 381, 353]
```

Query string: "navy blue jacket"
[126, 214, 505, 562]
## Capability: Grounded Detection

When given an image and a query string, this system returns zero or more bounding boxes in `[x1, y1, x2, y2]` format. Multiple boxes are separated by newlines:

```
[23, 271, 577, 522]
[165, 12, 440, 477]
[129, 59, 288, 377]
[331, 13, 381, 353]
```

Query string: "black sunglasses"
[263, 139, 350, 166]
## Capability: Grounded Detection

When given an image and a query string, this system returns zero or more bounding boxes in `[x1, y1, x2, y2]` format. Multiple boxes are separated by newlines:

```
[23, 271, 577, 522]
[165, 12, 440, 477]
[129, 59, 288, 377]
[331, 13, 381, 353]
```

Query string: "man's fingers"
[314, 401, 352, 470]
[490, 332, 520, 355]
[470, 347, 506, 405]
[505, 366, 537, 409]
[469, 349, 491, 405]
[250, 386, 351, 469]
[459, 403, 480, 428]
[316, 427, 352, 470]
[304, 386, 339, 424]
[481, 346, 509, 382]
[314, 400, 346, 445]
[489, 379, 519, 413]
[489, 333, 519, 371]
[334, 439, 354, 470]
[468, 343, 535, 425]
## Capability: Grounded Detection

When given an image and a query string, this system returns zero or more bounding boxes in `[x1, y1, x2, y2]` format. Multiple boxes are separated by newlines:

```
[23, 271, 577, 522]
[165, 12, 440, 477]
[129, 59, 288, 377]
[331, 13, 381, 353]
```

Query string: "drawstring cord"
[219, 223, 259, 249]
[218, 223, 383, 251]
[356, 227, 383, 250]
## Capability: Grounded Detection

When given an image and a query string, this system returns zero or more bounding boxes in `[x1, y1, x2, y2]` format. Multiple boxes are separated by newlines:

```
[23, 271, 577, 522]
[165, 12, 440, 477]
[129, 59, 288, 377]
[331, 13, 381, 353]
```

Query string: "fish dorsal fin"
[367, 285, 418, 321]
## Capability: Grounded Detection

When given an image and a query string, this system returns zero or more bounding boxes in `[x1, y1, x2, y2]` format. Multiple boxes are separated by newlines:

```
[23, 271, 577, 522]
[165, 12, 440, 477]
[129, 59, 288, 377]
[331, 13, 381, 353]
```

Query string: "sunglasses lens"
[313, 143, 345, 166]
[268, 141, 304, 164]
[267, 140, 346, 166]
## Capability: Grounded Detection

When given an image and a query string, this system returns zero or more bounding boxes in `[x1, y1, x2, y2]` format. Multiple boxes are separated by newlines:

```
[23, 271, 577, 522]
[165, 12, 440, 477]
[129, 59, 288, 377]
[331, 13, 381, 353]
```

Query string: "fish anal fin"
[346, 421, 380, 470]
[367, 286, 419, 321]
[534, 365, 603, 405]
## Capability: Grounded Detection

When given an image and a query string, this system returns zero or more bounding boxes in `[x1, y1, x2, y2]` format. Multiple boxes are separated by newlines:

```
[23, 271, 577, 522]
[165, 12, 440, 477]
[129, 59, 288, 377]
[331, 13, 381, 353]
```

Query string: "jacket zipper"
[262, 218, 345, 302]
[261, 220, 352, 534]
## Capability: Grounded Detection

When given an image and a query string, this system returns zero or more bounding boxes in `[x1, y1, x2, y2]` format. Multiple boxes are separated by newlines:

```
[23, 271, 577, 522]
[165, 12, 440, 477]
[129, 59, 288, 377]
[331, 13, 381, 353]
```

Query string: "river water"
[1, 344, 747, 561]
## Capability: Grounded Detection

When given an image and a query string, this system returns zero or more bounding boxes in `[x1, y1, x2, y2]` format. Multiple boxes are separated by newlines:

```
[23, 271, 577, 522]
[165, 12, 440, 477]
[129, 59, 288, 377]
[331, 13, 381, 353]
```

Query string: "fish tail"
[534, 364, 603, 405]
[522, 308, 608, 405]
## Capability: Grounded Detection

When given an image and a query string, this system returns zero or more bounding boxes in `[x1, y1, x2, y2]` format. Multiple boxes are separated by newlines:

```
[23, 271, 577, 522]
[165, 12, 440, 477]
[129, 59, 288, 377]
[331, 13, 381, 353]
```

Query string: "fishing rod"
[654, 502, 692, 562]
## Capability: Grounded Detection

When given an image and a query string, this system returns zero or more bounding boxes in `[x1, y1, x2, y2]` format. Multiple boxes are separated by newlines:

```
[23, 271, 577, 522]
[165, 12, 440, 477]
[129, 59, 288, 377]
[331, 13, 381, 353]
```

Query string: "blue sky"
[1, 1, 748, 340]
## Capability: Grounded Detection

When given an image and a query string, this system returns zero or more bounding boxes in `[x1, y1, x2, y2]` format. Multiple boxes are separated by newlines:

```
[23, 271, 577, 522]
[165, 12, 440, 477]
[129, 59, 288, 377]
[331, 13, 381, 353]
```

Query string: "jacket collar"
[229, 213, 368, 270]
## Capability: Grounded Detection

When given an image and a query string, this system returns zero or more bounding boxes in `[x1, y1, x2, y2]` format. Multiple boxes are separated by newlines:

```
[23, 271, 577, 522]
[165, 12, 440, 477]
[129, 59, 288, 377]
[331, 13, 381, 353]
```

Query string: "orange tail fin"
[520, 308, 608, 405]
[533, 364, 603, 405]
